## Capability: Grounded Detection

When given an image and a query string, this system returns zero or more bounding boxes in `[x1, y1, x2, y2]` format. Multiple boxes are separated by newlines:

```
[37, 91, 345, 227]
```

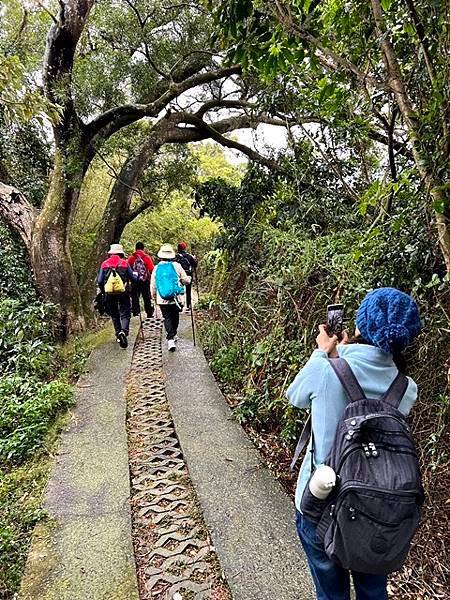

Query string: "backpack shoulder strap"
[328, 357, 367, 403]
[290, 415, 313, 471]
[381, 371, 409, 409]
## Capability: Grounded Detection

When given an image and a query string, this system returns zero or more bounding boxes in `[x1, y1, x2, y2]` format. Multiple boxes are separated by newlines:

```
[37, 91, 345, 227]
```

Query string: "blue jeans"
[296, 511, 388, 600]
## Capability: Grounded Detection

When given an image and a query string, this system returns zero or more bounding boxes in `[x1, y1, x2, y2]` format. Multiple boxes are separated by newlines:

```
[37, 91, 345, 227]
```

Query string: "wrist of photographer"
[316, 324, 348, 357]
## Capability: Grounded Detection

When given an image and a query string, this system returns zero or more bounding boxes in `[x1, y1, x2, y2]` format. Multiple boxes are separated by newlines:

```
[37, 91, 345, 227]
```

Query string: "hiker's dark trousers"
[106, 293, 131, 336]
[296, 512, 388, 600]
[131, 280, 153, 317]
[159, 304, 179, 340]
[185, 283, 192, 309]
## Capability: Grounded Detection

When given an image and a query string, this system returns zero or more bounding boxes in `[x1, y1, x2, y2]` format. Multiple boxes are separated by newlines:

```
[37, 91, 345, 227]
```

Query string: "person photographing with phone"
[287, 288, 422, 600]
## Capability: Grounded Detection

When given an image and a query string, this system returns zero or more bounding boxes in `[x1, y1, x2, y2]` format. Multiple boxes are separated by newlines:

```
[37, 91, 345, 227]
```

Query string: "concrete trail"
[19, 322, 140, 600]
[19, 312, 313, 600]
[163, 315, 314, 600]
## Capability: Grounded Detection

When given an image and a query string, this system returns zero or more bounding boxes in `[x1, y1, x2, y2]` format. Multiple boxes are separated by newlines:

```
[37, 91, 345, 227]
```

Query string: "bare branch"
[178, 113, 287, 173]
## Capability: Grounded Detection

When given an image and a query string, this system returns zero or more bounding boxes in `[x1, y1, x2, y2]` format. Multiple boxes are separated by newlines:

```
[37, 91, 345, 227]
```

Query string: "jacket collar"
[337, 343, 394, 366]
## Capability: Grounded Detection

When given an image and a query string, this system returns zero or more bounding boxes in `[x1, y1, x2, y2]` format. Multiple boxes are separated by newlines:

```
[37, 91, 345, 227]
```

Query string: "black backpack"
[295, 358, 424, 575]
[176, 252, 192, 275]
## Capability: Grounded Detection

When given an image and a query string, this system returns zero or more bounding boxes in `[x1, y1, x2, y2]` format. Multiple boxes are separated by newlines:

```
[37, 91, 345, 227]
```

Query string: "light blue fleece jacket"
[286, 344, 418, 512]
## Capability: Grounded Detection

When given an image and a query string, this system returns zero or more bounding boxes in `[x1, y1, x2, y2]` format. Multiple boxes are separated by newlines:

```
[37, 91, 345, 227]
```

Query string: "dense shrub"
[0, 300, 56, 377]
[0, 222, 36, 303]
[198, 178, 449, 597]
[0, 377, 73, 465]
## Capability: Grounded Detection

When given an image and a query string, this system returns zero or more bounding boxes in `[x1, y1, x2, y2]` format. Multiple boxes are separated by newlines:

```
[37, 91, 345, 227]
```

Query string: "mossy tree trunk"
[31, 145, 88, 334]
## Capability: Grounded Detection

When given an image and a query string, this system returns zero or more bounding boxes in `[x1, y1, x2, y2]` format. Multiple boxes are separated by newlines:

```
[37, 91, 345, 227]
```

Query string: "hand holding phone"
[327, 304, 344, 340]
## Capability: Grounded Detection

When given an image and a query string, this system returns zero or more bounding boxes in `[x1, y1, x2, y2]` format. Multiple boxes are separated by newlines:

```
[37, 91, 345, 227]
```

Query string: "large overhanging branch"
[86, 65, 243, 148]
[122, 111, 290, 221]
[0, 182, 39, 250]
[170, 111, 289, 173]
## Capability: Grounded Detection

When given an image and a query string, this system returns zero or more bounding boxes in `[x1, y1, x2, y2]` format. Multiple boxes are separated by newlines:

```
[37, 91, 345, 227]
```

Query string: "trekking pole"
[194, 265, 200, 303]
[190, 303, 196, 346]
[138, 310, 145, 341]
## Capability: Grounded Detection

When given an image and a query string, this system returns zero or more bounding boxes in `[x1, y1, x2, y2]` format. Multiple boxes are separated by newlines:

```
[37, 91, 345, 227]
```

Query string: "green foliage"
[208, 0, 450, 260]
[0, 55, 58, 124]
[0, 300, 56, 377]
[0, 109, 51, 206]
[122, 191, 219, 258]
[0, 0, 59, 124]
[211, 343, 244, 385]
[194, 163, 276, 246]
[0, 377, 73, 465]
[0, 222, 37, 303]
[193, 142, 245, 185]
[73, 0, 212, 118]
[198, 159, 449, 594]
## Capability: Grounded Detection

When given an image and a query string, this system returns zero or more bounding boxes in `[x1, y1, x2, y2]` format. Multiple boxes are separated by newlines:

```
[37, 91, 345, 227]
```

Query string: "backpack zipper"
[340, 501, 416, 527]
[336, 443, 416, 473]
[338, 481, 419, 498]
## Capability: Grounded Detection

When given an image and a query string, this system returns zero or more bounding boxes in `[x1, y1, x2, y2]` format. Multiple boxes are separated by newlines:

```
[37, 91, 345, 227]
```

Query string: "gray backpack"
[296, 357, 424, 575]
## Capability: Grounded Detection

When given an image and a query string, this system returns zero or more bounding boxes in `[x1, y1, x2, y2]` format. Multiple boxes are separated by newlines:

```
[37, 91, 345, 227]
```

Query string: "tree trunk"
[1, 153, 86, 337]
[32, 147, 87, 336]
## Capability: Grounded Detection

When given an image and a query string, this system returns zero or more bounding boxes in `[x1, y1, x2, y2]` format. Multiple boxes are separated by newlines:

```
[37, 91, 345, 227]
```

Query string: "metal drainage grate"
[127, 318, 231, 600]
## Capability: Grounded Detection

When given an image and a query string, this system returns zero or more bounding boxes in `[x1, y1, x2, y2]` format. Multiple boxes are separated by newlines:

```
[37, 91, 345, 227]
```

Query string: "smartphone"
[327, 304, 344, 339]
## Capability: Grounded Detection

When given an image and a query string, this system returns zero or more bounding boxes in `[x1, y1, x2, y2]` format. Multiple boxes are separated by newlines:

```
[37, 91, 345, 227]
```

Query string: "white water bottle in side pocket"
[309, 465, 336, 499]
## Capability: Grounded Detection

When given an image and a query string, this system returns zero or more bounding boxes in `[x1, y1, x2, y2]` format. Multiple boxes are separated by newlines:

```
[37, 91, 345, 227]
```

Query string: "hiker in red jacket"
[128, 241, 155, 319]
[98, 244, 137, 348]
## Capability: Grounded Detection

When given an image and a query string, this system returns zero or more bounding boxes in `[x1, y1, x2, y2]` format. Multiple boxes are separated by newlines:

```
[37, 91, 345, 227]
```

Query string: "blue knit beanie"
[356, 288, 421, 353]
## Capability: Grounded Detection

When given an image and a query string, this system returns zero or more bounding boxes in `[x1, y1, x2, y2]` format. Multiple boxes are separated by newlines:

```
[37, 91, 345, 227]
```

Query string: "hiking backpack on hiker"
[104, 268, 126, 294]
[176, 252, 192, 275]
[134, 255, 148, 282]
[296, 357, 424, 575]
[155, 262, 184, 300]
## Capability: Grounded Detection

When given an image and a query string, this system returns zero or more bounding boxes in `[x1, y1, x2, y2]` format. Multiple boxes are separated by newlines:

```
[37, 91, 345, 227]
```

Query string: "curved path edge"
[163, 316, 314, 600]
[19, 322, 140, 600]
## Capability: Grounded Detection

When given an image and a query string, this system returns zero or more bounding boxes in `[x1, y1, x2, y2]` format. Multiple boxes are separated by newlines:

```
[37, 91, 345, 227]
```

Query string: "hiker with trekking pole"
[175, 242, 198, 311]
[151, 244, 191, 352]
[287, 288, 423, 600]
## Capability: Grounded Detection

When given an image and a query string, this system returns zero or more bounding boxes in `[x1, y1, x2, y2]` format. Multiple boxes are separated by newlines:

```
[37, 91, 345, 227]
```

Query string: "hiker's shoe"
[174, 335, 178, 342]
[118, 331, 128, 349]
[168, 339, 176, 352]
